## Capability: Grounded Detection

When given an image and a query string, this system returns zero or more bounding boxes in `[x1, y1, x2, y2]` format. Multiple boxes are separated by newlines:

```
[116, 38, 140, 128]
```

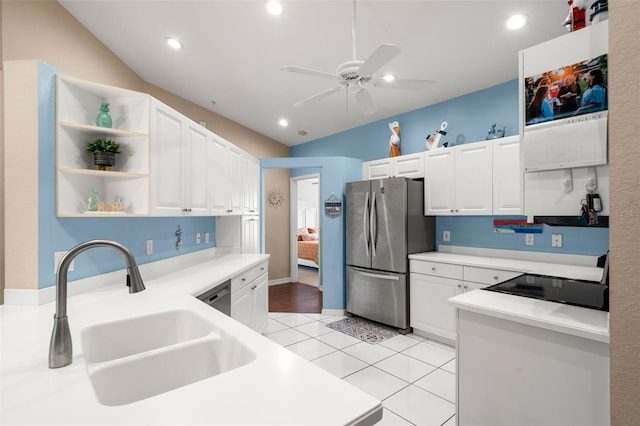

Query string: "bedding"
[298, 240, 319, 265]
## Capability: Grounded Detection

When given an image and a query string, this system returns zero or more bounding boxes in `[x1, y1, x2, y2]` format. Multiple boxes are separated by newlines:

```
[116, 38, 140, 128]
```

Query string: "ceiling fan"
[281, 0, 435, 114]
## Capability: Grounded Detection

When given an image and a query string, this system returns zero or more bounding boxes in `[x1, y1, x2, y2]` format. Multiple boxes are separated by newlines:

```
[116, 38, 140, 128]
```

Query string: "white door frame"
[290, 173, 320, 284]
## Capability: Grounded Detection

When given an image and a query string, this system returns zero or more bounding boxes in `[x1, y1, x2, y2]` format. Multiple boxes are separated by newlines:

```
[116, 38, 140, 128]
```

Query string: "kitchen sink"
[87, 336, 256, 406]
[80, 309, 256, 406]
[81, 309, 214, 363]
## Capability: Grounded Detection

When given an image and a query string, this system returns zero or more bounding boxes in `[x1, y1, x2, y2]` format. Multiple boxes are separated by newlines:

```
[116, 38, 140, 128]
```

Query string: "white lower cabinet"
[410, 260, 521, 345]
[231, 261, 268, 334]
[410, 273, 460, 345]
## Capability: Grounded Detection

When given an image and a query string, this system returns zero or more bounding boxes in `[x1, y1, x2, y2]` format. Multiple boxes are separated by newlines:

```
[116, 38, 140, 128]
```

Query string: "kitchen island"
[1, 252, 382, 425]
[450, 276, 609, 426]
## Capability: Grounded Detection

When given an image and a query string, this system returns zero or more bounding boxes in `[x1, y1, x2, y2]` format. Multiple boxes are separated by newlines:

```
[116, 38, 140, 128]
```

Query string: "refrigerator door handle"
[364, 191, 370, 256]
[358, 271, 400, 281]
[370, 192, 377, 257]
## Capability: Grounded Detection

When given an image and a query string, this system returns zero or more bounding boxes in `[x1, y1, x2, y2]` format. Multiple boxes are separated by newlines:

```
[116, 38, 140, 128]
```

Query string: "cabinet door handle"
[493, 275, 499, 280]
[457, 283, 462, 288]
[241, 278, 246, 282]
[463, 284, 468, 289]
[450, 209, 454, 212]
[251, 285, 257, 290]
[455, 209, 459, 213]
[431, 267, 436, 271]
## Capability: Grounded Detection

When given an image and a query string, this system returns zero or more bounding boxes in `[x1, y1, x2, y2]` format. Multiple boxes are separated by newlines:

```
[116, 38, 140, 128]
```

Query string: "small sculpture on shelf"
[96, 99, 113, 128]
[87, 189, 99, 212]
[98, 198, 124, 213]
[388, 121, 401, 157]
[86, 138, 121, 171]
[486, 123, 506, 140]
[425, 121, 448, 151]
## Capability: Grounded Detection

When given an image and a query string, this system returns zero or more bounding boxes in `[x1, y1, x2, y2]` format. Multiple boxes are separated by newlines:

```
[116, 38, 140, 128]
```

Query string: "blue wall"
[291, 80, 520, 160]
[290, 79, 609, 258]
[38, 62, 215, 289]
[261, 157, 362, 310]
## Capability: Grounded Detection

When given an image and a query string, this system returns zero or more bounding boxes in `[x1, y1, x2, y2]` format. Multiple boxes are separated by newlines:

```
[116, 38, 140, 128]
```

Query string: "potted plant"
[86, 138, 121, 171]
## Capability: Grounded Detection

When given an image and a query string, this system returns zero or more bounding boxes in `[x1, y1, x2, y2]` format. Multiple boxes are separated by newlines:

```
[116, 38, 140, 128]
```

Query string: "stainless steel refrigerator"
[346, 177, 435, 332]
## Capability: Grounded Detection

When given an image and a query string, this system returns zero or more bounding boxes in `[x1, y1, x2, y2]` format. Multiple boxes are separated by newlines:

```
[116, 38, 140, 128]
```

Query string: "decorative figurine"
[87, 189, 99, 211]
[388, 121, 401, 157]
[486, 123, 507, 140]
[96, 99, 113, 128]
[426, 121, 448, 151]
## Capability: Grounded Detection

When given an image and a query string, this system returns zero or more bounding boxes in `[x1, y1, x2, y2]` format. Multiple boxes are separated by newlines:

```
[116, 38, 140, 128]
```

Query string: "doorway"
[290, 174, 321, 289]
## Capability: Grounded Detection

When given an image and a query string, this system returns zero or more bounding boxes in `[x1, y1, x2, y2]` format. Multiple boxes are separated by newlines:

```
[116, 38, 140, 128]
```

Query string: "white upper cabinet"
[424, 148, 455, 215]
[56, 75, 150, 217]
[227, 145, 243, 215]
[492, 136, 522, 215]
[425, 141, 493, 215]
[362, 152, 425, 180]
[208, 134, 230, 215]
[150, 99, 209, 216]
[455, 142, 493, 215]
[242, 154, 260, 215]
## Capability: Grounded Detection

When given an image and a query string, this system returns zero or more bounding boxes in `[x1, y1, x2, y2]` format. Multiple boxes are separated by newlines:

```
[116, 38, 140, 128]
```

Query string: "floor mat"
[326, 317, 398, 344]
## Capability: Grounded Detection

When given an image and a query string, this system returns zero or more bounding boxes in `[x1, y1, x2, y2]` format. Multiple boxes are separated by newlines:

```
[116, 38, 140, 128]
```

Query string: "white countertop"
[1, 253, 382, 425]
[409, 251, 609, 343]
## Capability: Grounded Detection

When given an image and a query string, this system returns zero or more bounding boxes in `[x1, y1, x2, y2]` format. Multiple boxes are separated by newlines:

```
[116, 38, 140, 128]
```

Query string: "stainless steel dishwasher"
[196, 280, 231, 316]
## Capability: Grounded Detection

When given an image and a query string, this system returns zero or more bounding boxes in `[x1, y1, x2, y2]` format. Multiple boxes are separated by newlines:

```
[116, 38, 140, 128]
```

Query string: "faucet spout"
[48, 240, 145, 368]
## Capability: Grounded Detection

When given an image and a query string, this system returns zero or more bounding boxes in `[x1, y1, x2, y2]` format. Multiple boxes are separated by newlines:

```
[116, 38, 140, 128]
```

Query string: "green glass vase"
[96, 111, 112, 128]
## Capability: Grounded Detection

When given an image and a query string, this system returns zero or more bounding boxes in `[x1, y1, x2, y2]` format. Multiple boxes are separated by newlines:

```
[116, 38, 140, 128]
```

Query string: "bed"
[298, 229, 319, 267]
[297, 201, 320, 268]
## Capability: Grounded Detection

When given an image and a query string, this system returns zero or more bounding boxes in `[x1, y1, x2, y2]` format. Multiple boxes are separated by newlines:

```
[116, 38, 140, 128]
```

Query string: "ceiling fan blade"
[373, 78, 436, 90]
[354, 88, 377, 114]
[280, 66, 338, 80]
[358, 44, 401, 76]
[293, 86, 343, 107]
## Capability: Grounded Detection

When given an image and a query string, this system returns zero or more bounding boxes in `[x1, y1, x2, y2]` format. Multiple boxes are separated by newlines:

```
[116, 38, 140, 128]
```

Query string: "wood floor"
[269, 282, 322, 313]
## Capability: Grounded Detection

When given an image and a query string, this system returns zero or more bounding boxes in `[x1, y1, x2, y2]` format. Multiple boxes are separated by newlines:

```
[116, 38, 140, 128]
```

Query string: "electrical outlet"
[54, 252, 75, 273]
[525, 234, 534, 246]
[196, 233, 201, 245]
[205, 233, 210, 244]
[146, 240, 153, 255]
[552, 233, 563, 248]
[443, 230, 451, 242]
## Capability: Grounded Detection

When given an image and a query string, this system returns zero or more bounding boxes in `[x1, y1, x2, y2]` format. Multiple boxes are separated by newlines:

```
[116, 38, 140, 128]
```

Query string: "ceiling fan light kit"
[281, 0, 434, 114]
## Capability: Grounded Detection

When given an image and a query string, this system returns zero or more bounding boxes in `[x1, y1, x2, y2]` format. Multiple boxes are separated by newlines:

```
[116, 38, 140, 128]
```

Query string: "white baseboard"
[321, 308, 346, 316]
[268, 278, 291, 286]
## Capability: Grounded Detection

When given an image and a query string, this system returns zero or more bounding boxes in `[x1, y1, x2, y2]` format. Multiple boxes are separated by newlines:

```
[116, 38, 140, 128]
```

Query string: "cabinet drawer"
[463, 266, 522, 285]
[410, 260, 463, 280]
[231, 261, 268, 294]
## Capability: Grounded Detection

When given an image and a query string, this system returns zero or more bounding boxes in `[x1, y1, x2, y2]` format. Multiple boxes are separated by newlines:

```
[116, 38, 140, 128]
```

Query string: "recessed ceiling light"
[383, 74, 397, 82]
[506, 14, 528, 30]
[166, 38, 183, 49]
[278, 119, 289, 127]
[266, 1, 283, 16]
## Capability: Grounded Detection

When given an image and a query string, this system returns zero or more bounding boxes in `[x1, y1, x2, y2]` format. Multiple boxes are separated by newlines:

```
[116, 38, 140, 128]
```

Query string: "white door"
[150, 100, 184, 216]
[455, 142, 493, 215]
[185, 121, 209, 215]
[493, 136, 522, 215]
[424, 149, 455, 215]
[231, 285, 253, 329]
[363, 159, 392, 180]
[394, 152, 425, 179]
[410, 273, 459, 343]
[252, 273, 269, 334]
[227, 146, 243, 214]
[209, 135, 229, 215]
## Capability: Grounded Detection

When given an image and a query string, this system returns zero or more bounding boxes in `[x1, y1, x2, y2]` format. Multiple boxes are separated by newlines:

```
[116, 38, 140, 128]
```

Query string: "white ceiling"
[59, 1, 569, 147]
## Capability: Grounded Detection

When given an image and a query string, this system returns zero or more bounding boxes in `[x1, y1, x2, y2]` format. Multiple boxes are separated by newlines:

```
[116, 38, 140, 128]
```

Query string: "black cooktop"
[483, 273, 609, 311]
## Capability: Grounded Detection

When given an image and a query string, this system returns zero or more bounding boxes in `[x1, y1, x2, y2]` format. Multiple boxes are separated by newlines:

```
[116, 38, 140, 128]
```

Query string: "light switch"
[146, 240, 153, 255]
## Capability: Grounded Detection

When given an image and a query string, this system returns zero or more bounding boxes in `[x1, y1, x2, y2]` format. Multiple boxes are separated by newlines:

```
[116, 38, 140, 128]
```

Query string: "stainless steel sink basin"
[81, 309, 214, 363]
[80, 309, 256, 406]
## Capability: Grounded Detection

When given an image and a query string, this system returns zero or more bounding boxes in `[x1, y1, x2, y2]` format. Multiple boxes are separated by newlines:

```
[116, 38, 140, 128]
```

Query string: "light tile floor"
[267, 312, 456, 426]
